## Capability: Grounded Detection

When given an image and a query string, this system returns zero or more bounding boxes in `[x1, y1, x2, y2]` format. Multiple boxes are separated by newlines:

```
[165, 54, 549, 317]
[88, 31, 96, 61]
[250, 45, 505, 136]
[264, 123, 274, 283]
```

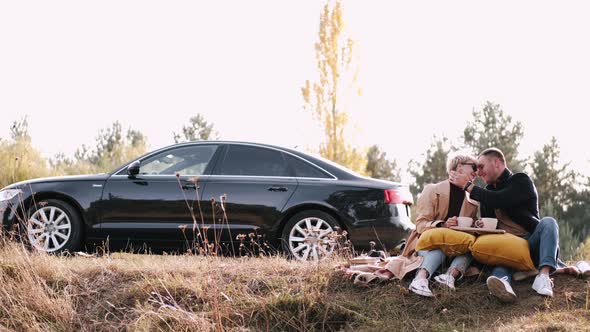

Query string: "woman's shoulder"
[431, 180, 450, 193]
[419, 180, 448, 199]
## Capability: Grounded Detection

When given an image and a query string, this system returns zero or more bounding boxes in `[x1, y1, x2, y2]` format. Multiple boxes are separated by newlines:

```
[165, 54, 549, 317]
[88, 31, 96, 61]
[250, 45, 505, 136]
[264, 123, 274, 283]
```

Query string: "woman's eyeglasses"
[460, 163, 478, 172]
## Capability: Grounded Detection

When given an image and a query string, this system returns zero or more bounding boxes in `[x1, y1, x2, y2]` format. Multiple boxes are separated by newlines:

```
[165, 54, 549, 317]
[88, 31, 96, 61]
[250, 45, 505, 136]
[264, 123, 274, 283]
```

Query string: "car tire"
[25, 199, 83, 254]
[281, 210, 340, 261]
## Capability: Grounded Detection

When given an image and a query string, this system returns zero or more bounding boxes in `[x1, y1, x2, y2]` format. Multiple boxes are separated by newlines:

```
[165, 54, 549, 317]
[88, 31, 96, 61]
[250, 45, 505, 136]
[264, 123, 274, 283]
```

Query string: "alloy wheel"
[288, 217, 336, 261]
[27, 206, 72, 252]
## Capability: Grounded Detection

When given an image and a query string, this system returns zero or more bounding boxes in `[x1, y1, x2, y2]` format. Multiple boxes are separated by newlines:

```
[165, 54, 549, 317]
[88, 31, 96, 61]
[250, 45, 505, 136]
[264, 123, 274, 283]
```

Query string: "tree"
[72, 122, 148, 173]
[49, 152, 97, 176]
[561, 189, 590, 246]
[365, 145, 401, 182]
[0, 118, 50, 188]
[408, 136, 453, 197]
[559, 173, 590, 244]
[301, 0, 366, 174]
[173, 114, 219, 143]
[529, 137, 590, 248]
[530, 137, 577, 218]
[463, 101, 525, 171]
[10, 117, 31, 142]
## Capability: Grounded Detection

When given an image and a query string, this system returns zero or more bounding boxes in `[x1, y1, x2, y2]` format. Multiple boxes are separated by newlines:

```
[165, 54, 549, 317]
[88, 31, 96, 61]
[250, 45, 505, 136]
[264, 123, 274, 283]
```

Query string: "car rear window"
[215, 145, 290, 177]
[285, 154, 333, 179]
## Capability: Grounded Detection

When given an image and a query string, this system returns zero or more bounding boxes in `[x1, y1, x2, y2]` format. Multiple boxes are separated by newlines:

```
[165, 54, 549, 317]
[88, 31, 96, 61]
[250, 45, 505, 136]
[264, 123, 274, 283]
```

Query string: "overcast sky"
[1, 1, 589, 181]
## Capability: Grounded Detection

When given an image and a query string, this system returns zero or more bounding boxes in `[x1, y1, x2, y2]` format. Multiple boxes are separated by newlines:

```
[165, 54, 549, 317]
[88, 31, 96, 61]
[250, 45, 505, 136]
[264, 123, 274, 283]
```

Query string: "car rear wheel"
[281, 210, 339, 261]
[26, 199, 82, 254]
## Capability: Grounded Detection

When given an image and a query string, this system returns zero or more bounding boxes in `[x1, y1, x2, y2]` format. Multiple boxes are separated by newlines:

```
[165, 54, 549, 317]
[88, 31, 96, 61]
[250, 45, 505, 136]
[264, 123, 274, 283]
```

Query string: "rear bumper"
[347, 204, 414, 250]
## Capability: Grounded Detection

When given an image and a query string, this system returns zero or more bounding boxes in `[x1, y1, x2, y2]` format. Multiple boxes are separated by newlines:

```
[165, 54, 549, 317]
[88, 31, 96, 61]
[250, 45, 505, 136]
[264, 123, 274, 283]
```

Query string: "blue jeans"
[417, 249, 472, 278]
[491, 217, 559, 283]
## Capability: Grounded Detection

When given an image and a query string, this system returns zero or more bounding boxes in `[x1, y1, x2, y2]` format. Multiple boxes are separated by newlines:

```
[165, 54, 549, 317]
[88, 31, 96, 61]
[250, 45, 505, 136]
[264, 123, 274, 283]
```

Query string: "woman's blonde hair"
[447, 154, 477, 174]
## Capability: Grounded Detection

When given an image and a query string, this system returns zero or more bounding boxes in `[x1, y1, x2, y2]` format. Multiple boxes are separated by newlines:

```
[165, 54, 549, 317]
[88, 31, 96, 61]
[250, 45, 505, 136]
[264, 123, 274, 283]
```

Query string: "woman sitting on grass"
[408, 154, 480, 297]
[366, 154, 480, 292]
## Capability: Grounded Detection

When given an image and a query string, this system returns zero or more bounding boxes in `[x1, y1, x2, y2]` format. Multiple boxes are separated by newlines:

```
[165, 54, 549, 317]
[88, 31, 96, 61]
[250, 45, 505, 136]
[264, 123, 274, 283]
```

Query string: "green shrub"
[0, 119, 50, 188]
[558, 221, 583, 261]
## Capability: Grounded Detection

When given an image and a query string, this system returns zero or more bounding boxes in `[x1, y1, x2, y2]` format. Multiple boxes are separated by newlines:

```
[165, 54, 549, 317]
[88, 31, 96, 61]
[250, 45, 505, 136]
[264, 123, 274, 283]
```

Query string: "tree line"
[0, 115, 217, 189]
[2, 0, 587, 259]
[301, 0, 589, 259]
[2, 101, 588, 260]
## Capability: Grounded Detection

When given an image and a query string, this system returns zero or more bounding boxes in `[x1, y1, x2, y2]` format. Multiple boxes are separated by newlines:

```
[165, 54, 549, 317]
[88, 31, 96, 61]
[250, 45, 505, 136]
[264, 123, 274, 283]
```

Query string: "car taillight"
[384, 188, 413, 205]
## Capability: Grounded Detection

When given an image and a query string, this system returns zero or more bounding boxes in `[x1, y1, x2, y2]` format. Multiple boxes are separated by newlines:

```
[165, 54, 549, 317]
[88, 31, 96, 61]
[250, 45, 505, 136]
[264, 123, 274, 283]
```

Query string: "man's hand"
[449, 170, 471, 190]
[474, 219, 484, 228]
[444, 216, 458, 228]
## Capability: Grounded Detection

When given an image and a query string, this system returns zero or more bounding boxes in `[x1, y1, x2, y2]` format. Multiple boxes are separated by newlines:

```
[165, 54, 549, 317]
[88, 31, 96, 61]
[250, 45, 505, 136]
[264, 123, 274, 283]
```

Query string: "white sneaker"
[576, 261, 590, 278]
[532, 273, 554, 297]
[409, 278, 434, 297]
[434, 273, 456, 290]
[486, 276, 517, 303]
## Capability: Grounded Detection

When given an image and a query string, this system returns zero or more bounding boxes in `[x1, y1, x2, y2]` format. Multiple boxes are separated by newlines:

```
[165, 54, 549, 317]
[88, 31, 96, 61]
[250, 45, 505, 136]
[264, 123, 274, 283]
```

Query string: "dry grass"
[0, 240, 589, 332]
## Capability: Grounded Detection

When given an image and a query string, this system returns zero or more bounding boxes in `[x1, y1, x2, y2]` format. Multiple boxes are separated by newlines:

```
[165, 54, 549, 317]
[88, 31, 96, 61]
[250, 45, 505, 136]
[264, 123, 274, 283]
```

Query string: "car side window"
[215, 145, 290, 177]
[139, 145, 218, 176]
[285, 154, 332, 179]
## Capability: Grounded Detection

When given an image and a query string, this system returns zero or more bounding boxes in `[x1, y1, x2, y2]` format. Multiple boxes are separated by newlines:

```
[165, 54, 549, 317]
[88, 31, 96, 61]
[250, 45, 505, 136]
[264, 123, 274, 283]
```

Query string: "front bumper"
[0, 198, 23, 231]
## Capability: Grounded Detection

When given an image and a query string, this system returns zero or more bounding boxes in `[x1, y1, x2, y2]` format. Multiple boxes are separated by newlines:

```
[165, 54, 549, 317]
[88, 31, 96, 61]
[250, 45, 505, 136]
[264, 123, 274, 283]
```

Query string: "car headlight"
[0, 189, 22, 202]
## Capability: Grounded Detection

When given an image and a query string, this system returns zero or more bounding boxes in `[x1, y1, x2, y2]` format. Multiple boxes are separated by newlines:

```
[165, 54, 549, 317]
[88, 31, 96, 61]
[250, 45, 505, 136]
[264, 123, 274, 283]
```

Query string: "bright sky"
[1, 1, 589, 182]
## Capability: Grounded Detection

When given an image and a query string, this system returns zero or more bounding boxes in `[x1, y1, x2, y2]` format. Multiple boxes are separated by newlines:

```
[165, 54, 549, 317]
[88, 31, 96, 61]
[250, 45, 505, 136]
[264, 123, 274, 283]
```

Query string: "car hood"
[2, 174, 110, 190]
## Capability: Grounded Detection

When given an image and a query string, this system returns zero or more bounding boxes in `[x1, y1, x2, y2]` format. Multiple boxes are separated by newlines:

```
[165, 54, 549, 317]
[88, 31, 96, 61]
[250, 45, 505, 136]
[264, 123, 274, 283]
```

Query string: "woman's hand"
[449, 171, 471, 189]
[474, 219, 484, 228]
[444, 216, 458, 228]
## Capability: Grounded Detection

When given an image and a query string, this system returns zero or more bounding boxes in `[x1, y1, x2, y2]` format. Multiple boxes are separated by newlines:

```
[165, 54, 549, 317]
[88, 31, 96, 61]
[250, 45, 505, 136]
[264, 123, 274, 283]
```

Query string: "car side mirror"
[127, 161, 141, 177]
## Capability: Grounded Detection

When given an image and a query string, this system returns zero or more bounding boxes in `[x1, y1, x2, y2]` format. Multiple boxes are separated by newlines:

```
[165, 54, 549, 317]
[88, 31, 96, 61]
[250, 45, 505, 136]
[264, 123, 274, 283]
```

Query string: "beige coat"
[384, 180, 479, 279]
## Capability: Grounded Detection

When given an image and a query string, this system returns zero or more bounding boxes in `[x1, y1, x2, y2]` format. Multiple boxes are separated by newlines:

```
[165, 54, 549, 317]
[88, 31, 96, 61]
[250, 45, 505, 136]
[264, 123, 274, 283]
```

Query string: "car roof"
[112, 140, 358, 179]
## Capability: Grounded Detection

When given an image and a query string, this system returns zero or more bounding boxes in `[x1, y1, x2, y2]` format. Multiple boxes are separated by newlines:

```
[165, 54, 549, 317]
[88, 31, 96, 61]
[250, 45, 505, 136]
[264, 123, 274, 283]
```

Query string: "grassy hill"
[0, 241, 588, 331]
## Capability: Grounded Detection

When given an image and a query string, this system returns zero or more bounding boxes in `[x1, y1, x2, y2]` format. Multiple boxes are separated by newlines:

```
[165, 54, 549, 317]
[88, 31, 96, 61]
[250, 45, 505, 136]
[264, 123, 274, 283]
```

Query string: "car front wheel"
[26, 199, 82, 253]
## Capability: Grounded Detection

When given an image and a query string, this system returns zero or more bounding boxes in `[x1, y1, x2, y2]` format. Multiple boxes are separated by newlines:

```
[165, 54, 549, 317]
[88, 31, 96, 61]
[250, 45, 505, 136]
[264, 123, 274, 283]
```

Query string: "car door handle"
[182, 183, 199, 190]
[268, 186, 288, 192]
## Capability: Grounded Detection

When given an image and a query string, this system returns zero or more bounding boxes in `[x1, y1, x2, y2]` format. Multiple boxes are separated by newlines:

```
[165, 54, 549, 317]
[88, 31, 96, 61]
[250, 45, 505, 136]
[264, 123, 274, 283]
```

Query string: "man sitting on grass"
[450, 148, 558, 302]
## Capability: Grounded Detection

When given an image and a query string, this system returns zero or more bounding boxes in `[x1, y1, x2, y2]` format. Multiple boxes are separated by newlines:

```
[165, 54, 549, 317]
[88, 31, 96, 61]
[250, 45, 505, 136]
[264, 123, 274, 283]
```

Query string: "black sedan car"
[0, 141, 414, 260]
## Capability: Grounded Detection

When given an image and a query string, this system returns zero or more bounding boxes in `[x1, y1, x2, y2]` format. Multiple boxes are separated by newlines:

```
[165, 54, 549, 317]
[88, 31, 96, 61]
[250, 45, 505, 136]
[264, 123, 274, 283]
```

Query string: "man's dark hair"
[479, 147, 506, 164]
